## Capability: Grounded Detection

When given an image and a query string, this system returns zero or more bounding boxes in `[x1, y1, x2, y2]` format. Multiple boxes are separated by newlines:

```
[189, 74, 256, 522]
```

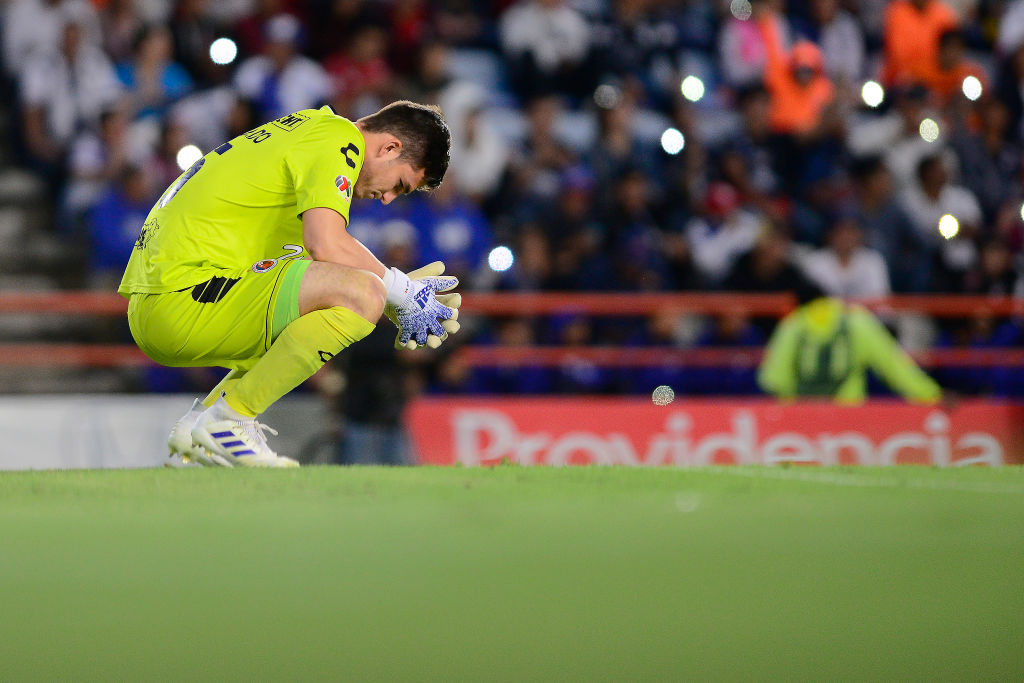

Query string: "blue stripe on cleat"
[221, 440, 245, 447]
[232, 450, 256, 456]
[211, 431, 234, 438]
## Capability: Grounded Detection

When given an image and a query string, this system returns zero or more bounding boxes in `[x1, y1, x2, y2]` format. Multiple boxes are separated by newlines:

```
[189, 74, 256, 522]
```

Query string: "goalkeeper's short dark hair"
[358, 100, 451, 191]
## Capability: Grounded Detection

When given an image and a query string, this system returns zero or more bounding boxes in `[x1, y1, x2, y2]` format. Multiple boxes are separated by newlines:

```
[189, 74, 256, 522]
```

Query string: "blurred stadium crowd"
[2, 0, 1024, 403]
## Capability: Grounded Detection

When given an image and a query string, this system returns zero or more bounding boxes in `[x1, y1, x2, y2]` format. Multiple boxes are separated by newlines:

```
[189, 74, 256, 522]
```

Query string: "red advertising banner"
[406, 399, 1024, 467]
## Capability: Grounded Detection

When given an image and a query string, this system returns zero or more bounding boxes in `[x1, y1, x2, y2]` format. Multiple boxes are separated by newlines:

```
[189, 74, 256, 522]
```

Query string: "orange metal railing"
[1, 291, 1021, 368]
[3, 291, 1024, 317]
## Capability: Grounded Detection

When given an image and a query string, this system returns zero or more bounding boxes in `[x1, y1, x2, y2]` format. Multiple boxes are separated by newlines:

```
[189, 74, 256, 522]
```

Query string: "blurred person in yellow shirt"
[758, 287, 942, 404]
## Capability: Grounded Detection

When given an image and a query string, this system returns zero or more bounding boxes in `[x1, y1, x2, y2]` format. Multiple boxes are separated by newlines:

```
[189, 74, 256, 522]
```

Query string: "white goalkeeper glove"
[383, 261, 462, 350]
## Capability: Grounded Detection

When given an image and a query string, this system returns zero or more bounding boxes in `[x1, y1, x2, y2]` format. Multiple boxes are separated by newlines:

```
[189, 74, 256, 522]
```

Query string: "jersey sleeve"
[757, 313, 801, 398]
[853, 307, 942, 404]
[284, 115, 365, 225]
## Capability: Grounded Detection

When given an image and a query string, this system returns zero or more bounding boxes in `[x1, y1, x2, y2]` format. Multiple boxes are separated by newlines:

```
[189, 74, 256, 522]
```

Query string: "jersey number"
[157, 142, 234, 209]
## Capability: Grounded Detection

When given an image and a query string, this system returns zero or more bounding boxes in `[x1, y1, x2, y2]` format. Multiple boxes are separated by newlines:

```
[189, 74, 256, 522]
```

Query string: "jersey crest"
[335, 175, 353, 200]
[252, 258, 278, 273]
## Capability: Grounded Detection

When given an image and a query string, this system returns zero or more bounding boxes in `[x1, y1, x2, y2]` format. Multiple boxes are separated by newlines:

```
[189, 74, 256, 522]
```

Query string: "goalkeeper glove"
[383, 261, 462, 350]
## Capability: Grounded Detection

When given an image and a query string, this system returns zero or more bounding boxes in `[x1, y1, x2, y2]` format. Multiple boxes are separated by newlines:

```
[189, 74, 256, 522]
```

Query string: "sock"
[202, 370, 244, 408]
[209, 395, 251, 422]
[223, 307, 375, 417]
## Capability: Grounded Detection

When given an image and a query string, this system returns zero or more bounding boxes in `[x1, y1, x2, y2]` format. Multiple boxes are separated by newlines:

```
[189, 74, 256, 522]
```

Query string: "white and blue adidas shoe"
[168, 399, 219, 466]
[190, 398, 299, 468]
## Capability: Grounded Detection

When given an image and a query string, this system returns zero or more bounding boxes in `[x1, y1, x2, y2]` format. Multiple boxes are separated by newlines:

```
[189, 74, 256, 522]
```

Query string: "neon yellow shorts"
[127, 259, 311, 369]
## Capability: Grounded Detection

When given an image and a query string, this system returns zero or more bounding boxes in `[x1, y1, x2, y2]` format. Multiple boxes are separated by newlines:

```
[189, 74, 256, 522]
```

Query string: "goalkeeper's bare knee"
[299, 262, 386, 323]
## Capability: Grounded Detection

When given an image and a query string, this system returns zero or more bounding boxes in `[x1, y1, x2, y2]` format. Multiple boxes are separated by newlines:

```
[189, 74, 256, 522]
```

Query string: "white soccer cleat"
[168, 399, 219, 466]
[190, 402, 299, 468]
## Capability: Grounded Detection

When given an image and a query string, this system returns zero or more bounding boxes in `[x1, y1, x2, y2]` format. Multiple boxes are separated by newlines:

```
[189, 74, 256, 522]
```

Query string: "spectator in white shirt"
[686, 183, 764, 286]
[2, 0, 99, 76]
[800, 218, 891, 298]
[449, 105, 511, 202]
[899, 154, 982, 246]
[847, 84, 944, 191]
[805, 0, 865, 85]
[63, 107, 134, 221]
[19, 16, 123, 173]
[499, 0, 592, 99]
[997, 0, 1024, 57]
[233, 13, 332, 121]
[900, 154, 983, 288]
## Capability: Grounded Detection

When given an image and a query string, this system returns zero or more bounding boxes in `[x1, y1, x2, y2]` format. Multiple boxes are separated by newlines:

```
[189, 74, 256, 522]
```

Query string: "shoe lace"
[238, 420, 279, 453]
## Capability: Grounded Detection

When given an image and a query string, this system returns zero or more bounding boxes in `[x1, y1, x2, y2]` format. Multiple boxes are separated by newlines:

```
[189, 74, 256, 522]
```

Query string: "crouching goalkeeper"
[118, 101, 460, 467]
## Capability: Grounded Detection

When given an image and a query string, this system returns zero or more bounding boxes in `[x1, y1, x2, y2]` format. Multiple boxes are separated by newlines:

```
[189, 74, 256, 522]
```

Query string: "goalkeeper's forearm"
[305, 228, 409, 307]
[308, 231, 410, 308]
[309, 230, 387, 278]
[302, 207, 387, 277]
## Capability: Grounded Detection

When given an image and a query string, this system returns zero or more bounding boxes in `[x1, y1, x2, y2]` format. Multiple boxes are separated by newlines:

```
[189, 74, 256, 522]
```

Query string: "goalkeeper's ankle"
[210, 395, 256, 422]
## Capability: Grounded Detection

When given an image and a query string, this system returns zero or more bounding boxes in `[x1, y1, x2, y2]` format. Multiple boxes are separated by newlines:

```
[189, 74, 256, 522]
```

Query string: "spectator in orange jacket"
[924, 29, 987, 103]
[762, 35, 835, 136]
[882, 0, 959, 87]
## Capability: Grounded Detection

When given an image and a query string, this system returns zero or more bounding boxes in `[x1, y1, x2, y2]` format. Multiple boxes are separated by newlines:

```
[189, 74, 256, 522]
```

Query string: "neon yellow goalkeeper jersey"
[118, 106, 365, 297]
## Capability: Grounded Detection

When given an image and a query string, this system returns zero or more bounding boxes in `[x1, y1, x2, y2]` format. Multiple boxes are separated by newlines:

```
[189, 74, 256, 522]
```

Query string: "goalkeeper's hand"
[383, 261, 462, 350]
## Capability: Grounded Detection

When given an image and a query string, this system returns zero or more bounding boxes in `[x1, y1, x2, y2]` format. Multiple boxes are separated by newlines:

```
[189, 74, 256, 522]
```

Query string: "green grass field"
[1, 466, 1022, 681]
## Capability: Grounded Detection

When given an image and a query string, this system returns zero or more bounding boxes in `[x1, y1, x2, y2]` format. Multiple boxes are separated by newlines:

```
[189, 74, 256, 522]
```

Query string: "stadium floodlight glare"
[660, 127, 685, 155]
[209, 38, 238, 65]
[680, 75, 705, 102]
[176, 145, 203, 171]
[652, 385, 675, 406]
[488, 246, 514, 272]
[593, 84, 621, 109]
[938, 214, 960, 240]
[730, 0, 752, 20]
[919, 117, 940, 143]
[1020, 202, 1024, 223]
[961, 75, 982, 101]
[861, 80, 884, 108]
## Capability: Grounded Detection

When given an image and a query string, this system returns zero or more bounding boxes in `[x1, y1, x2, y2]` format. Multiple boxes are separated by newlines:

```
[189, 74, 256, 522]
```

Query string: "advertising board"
[407, 399, 1024, 467]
